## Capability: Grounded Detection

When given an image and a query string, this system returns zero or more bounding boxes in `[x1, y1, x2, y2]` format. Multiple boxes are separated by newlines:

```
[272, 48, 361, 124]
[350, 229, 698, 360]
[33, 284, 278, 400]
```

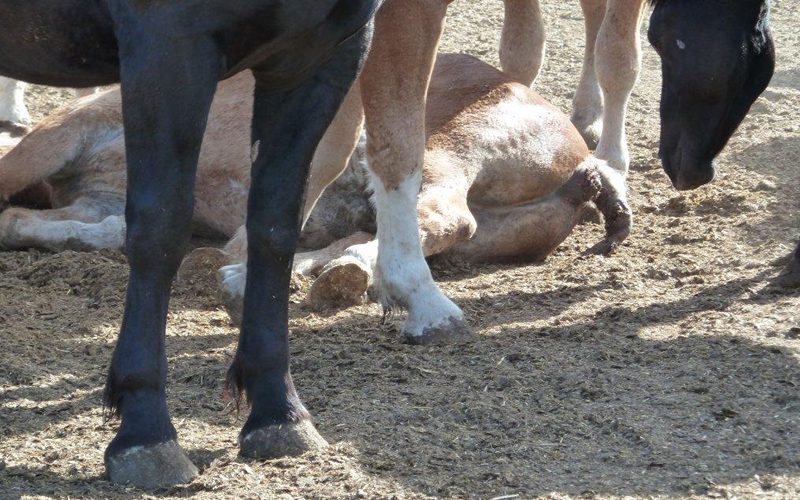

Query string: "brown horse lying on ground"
[0, 53, 631, 319]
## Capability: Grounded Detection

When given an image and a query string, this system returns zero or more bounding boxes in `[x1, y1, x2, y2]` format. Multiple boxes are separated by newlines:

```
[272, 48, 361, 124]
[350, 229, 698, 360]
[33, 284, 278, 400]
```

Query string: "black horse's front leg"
[103, 32, 222, 488]
[227, 29, 372, 459]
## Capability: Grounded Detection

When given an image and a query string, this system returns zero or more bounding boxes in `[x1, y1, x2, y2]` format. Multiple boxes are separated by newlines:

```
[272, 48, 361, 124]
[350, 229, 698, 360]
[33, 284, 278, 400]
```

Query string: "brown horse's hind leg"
[447, 163, 604, 262]
[587, 159, 632, 254]
[500, 0, 546, 87]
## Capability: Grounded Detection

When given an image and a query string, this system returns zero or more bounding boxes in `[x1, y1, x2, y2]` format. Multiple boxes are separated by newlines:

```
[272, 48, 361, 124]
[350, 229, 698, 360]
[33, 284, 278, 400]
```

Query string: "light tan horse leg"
[571, 0, 607, 148]
[360, 0, 471, 344]
[303, 82, 365, 223]
[594, 0, 647, 175]
[0, 77, 29, 124]
[0, 198, 125, 252]
[500, 0, 546, 87]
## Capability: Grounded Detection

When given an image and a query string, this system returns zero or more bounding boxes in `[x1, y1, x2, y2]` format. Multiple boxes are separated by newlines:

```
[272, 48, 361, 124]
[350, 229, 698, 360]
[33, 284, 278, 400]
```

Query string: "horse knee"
[246, 218, 300, 263]
[126, 205, 191, 272]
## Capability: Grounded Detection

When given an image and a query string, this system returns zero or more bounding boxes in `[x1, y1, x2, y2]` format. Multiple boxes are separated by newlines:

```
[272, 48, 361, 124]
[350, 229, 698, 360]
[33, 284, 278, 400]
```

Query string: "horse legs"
[572, 0, 606, 148]
[217, 81, 364, 320]
[593, 0, 647, 174]
[304, 81, 365, 223]
[446, 161, 626, 261]
[102, 34, 221, 488]
[500, 0, 546, 87]
[0, 77, 30, 124]
[306, 185, 476, 313]
[359, 0, 470, 344]
[0, 196, 125, 251]
[226, 28, 371, 460]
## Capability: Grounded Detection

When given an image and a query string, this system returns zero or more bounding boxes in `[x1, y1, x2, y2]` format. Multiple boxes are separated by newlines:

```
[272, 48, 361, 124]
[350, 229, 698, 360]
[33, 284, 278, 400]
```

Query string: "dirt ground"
[3, 2, 800, 499]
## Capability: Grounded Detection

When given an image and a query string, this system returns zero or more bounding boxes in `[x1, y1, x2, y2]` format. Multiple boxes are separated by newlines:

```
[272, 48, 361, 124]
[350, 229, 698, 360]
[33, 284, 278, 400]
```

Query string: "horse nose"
[674, 161, 715, 191]
[663, 146, 715, 191]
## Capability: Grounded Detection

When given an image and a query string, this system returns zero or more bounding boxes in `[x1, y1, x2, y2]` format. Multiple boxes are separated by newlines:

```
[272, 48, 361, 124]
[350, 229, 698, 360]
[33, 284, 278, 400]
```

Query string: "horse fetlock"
[579, 167, 603, 203]
[587, 194, 633, 255]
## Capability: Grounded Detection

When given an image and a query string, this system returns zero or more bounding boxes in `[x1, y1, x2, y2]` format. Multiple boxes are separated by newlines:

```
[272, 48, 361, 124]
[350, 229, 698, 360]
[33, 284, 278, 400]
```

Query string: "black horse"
[0, 0, 380, 488]
[646, 1, 790, 277]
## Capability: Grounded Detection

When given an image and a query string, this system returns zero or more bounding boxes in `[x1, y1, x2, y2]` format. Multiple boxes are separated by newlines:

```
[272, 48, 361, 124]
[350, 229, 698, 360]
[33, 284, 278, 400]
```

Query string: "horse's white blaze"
[0, 77, 30, 124]
[369, 170, 463, 337]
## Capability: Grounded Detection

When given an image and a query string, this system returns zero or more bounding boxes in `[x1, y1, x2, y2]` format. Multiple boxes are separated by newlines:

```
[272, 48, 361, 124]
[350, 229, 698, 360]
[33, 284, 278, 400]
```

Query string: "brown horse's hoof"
[307, 256, 371, 311]
[239, 420, 328, 459]
[404, 316, 475, 346]
[105, 440, 198, 489]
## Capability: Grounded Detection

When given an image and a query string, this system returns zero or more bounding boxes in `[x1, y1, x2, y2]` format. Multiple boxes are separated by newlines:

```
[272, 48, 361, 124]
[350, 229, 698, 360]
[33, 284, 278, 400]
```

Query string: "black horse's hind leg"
[227, 27, 372, 459]
[103, 33, 221, 488]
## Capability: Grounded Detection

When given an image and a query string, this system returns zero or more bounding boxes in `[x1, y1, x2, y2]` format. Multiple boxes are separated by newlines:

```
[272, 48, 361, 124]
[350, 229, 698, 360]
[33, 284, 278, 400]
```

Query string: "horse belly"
[0, 0, 119, 86]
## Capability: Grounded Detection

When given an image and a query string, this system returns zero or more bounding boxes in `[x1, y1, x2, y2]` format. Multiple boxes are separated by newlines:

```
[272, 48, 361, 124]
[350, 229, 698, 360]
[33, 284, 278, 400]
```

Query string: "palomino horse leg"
[0, 196, 125, 251]
[0, 77, 30, 124]
[500, 0, 546, 87]
[103, 35, 222, 488]
[227, 27, 371, 460]
[360, 0, 471, 344]
[572, 0, 606, 148]
[217, 81, 364, 318]
[594, 0, 647, 174]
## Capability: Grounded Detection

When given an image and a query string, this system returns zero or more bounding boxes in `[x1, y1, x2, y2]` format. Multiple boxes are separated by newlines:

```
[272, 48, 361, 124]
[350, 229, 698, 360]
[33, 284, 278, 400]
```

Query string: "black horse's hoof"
[404, 316, 475, 346]
[773, 258, 800, 288]
[239, 420, 328, 459]
[105, 440, 198, 489]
